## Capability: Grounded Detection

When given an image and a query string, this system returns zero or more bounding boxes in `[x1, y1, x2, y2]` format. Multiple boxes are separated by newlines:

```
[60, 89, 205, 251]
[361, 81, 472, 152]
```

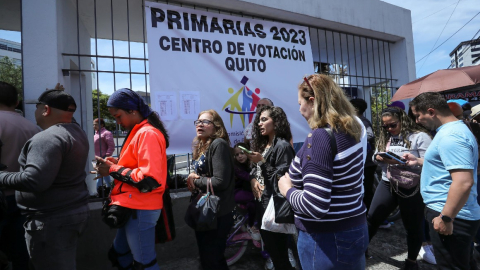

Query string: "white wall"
[22, 0, 96, 194]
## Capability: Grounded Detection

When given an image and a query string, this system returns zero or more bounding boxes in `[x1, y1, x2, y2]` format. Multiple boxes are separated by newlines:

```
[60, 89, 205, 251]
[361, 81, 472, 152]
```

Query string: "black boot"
[403, 259, 419, 270]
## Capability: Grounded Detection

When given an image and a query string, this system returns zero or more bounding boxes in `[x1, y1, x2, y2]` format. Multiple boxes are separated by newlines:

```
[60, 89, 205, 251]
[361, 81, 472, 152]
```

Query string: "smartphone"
[377, 152, 406, 164]
[237, 145, 253, 154]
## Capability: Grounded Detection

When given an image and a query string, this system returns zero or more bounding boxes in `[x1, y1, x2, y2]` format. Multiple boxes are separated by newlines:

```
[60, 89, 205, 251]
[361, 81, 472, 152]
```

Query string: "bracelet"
[257, 159, 266, 166]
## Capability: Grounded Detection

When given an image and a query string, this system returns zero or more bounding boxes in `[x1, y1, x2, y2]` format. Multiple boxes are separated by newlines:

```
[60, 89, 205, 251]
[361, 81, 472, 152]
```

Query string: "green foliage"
[370, 83, 392, 136]
[0, 56, 22, 100]
[92, 89, 117, 131]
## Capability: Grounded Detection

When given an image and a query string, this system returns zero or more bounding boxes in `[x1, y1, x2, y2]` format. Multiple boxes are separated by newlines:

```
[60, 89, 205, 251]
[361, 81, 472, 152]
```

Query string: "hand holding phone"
[377, 152, 406, 164]
[237, 145, 253, 154]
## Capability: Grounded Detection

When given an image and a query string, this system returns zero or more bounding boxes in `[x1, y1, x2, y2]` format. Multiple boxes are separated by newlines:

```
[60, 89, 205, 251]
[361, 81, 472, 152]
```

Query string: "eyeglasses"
[194, 119, 213, 126]
[382, 122, 398, 129]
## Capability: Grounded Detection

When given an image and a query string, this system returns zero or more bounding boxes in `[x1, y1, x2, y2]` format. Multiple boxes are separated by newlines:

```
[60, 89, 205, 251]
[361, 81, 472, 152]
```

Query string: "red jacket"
[109, 120, 167, 210]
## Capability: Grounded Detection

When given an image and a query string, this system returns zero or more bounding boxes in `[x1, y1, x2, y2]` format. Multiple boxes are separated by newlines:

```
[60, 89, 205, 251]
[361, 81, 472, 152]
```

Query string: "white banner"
[145, 2, 314, 154]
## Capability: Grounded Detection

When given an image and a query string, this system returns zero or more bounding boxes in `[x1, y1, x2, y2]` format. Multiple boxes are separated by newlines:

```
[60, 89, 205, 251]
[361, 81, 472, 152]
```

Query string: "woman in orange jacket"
[95, 88, 169, 270]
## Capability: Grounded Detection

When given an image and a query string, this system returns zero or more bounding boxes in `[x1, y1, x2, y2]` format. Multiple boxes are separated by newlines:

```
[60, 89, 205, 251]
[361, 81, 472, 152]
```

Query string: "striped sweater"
[286, 127, 367, 233]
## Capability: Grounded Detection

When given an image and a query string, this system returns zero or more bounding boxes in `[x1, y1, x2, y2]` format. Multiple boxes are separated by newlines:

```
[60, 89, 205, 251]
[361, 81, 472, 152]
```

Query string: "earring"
[133, 112, 136, 115]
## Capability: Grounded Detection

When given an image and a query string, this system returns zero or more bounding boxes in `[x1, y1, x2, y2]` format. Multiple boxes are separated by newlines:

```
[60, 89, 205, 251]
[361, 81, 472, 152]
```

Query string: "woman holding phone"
[369, 107, 432, 269]
[248, 105, 296, 270]
[95, 88, 169, 270]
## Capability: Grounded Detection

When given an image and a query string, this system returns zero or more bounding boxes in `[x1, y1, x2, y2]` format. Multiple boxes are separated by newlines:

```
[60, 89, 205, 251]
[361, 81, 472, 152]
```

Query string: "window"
[472, 53, 480, 59]
[459, 57, 463, 62]
[459, 63, 464, 67]
[472, 47, 480, 52]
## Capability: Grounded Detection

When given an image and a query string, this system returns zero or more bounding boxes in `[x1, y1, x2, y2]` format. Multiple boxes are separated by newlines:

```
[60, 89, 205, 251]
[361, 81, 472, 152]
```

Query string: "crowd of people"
[1, 73, 480, 270]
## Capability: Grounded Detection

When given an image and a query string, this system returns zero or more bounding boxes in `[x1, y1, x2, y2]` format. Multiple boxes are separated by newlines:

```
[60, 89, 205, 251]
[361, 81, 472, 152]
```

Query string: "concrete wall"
[22, 0, 96, 194]
[77, 193, 197, 270]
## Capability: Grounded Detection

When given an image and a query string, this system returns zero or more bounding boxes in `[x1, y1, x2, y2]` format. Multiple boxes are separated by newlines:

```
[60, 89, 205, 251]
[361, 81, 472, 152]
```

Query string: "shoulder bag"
[386, 138, 421, 198]
[184, 178, 220, 231]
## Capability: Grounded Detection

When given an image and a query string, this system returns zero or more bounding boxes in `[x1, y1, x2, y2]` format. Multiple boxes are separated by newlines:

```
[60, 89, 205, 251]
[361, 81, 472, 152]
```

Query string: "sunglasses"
[382, 122, 398, 129]
[194, 119, 213, 126]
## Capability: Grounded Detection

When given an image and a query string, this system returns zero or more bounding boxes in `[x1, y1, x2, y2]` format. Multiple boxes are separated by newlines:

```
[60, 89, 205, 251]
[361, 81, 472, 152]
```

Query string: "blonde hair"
[299, 74, 362, 142]
[192, 109, 231, 160]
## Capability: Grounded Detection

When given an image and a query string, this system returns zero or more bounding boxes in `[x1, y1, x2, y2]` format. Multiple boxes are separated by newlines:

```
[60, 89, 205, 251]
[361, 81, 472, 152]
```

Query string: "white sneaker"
[418, 245, 436, 265]
[265, 257, 275, 270]
[288, 248, 297, 268]
[247, 225, 262, 241]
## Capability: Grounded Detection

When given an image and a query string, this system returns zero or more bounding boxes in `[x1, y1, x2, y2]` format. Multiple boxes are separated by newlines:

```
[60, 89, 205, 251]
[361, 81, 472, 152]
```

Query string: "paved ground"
[161, 221, 446, 270]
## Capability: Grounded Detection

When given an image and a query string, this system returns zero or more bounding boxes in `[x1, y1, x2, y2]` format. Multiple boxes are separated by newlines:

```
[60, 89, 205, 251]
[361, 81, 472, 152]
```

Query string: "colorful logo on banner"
[222, 76, 261, 128]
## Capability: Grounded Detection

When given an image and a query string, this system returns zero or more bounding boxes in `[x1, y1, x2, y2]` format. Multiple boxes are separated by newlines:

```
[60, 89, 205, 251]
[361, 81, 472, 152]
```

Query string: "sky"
[1, 0, 479, 93]
[382, 0, 480, 78]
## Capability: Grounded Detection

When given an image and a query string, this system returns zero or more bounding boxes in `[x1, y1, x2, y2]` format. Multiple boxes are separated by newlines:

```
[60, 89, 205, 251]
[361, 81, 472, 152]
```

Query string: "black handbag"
[272, 167, 295, 224]
[101, 198, 134, 228]
[184, 179, 220, 231]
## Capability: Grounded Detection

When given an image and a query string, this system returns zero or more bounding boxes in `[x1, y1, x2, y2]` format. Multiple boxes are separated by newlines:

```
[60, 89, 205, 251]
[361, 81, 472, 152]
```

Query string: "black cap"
[26, 90, 76, 112]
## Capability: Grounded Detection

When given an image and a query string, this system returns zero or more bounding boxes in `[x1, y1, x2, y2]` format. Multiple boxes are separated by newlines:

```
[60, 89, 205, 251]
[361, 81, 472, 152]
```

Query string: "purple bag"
[387, 165, 420, 198]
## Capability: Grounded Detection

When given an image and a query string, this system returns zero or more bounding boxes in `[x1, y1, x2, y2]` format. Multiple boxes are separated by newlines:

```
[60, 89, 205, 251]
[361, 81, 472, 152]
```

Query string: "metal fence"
[15, 0, 398, 195]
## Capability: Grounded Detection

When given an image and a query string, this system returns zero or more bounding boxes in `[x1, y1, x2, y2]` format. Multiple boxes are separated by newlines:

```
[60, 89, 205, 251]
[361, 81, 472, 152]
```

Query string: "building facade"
[449, 39, 480, 68]
[0, 38, 21, 66]
[0, 0, 416, 194]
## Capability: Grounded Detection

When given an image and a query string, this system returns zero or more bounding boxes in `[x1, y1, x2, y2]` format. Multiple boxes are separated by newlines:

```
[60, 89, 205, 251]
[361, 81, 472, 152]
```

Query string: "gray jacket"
[194, 138, 235, 217]
[0, 123, 89, 216]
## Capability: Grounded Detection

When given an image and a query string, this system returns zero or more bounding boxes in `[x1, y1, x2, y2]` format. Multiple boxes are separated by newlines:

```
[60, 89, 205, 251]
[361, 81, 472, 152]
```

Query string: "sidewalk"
[160, 221, 477, 270]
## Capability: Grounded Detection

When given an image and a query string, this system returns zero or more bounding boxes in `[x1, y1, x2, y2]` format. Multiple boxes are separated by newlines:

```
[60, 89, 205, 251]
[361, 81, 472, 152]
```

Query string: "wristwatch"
[440, 213, 453, 223]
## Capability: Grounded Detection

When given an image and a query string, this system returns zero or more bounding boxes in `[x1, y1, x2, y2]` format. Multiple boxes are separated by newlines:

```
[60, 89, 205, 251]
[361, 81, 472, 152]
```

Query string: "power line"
[417, 0, 461, 73]
[413, 0, 460, 24]
[416, 11, 480, 64]
[446, 30, 480, 69]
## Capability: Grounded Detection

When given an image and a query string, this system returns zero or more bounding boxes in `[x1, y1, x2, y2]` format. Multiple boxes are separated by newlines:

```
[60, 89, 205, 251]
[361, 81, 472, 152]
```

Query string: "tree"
[370, 83, 392, 136]
[92, 89, 116, 131]
[0, 56, 22, 100]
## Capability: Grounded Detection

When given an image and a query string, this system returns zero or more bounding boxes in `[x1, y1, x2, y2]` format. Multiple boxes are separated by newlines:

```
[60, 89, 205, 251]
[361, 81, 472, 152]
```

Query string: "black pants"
[367, 180, 424, 260]
[194, 211, 234, 270]
[256, 201, 293, 270]
[363, 166, 377, 211]
[425, 207, 480, 270]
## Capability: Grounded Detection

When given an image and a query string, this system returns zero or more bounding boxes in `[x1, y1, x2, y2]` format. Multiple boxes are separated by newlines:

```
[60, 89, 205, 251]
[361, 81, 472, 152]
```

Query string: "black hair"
[350, 98, 368, 114]
[94, 118, 105, 127]
[0, 81, 18, 107]
[260, 98, 274, 106]
[251, 106, 292, 152]
[409, 92, 450, 114]
[147, 112, 170, 148]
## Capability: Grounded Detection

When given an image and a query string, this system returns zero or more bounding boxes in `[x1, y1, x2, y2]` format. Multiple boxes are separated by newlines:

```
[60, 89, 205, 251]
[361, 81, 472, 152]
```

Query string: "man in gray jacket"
[0, 89, 89, 270]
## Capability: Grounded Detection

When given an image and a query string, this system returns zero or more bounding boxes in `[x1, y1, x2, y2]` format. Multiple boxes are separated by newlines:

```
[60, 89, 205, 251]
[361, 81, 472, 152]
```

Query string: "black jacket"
[194, 138, 235, 216]
[250, 137, 295, 209]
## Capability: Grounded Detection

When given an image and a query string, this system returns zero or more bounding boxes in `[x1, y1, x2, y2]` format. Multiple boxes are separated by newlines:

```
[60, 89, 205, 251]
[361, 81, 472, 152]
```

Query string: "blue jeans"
[96, 175, 111, 188]
[297, 223, 368, 270]
[113, 209, 161, 270]
[23, 205, 89, 270]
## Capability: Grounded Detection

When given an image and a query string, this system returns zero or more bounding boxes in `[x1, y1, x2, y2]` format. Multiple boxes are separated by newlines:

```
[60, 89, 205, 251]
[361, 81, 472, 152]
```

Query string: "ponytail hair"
[147, 111, 170, 148]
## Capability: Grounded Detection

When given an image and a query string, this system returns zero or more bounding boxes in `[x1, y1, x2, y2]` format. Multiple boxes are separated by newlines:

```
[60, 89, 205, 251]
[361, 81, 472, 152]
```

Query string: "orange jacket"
[109, 120, 167, 210]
